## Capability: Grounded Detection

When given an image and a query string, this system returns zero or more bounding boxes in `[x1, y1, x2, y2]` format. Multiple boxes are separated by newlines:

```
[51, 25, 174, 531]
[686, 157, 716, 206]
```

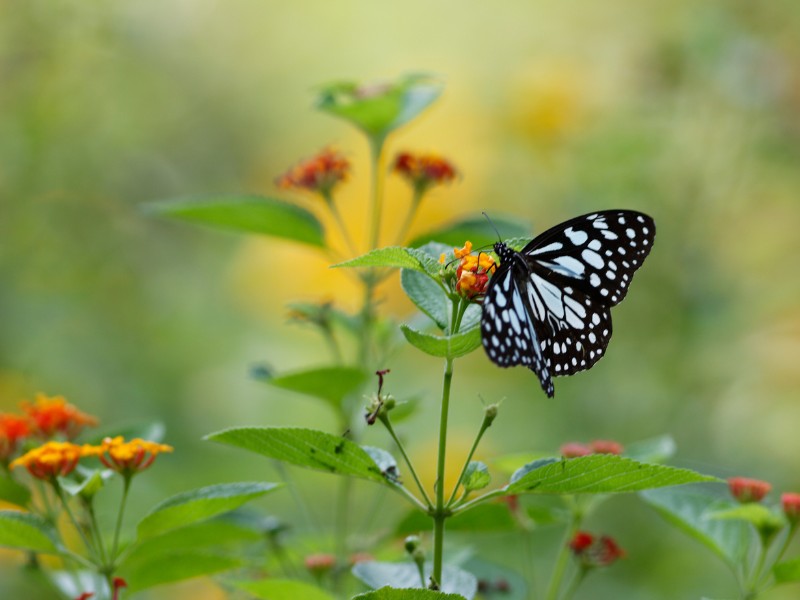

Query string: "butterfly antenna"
[482, 211, 502, 243]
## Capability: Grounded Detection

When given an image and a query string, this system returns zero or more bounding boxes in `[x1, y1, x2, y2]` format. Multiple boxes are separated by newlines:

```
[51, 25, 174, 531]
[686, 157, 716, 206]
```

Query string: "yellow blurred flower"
[83, 436, 173, 475]
[10, 441, 87, 480]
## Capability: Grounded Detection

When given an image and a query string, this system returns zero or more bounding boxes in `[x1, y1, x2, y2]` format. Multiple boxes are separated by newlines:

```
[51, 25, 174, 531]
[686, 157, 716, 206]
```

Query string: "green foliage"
[505, 455, 717, 495]
[641, 486, 749, 566]
[136, 481, 280, 539]
[352, 588, 467, 600]
[234, 579, 336, 600]
[462, 462, 490, 492]
[146, 194, 326, 247]
[401, 269, 450, 330]
[119, 549, 243, 593]
[316, 73, 442, 139]
[708, 503, 786, 530]
[622, 435, 677, 464]
[263, 366, 369, 411]
[352, 561, 476, 599]
[58, 468, 111, 499]
[0, 510, 60, 554]
[333, 246, 439, 276]
[400, 325, 481, 359]
[206, 427, 392, 484]
[409, 215, 530, 249]
[774, 557, 800, 584]
[0, 475, 31, 508]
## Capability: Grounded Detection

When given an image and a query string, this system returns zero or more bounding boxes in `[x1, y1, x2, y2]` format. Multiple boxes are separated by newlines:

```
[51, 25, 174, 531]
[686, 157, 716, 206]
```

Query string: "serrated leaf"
[263, 366, 368, 410]
[145, 194, 326, 247]
[353, 561, 476, 599]
[120, 549, 243, 593]
[333, 247, 439, 276]
[505, 455, 717, 495]
[137, 482, 279, 539]
[206, 427, 389, 484]
[234, 579, 335, 600]
[401, 269, 450, 330]
[401, 324, 481, 358]
[316, 73, 442, 138]
[463, 462, 490, 492]
[363, 446, 401, 483]
[409, 216, 530, 250]
[641, 486, 750, 566]
[0, 474, 31, 508]
[395, 503, 516, 536]
[0, 510, 59, 554]
[708, 503, 786, 530]
[623, 435, 677, 464]
[353, 588, 466, 600]
[774, 557, 800, 584]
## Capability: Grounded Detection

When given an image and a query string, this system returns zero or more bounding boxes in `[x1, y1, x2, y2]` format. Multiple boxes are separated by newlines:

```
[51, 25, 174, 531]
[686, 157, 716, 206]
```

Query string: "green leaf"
[0, 510, 59, 554]
[137, 482, 280, 539]
[263, 366, 368, 410]
[774, 557, 800, 584]
[119, 549, 243, 593]
[333, 247, 439, 276]
[623, 435, 677, 464]
[409, 216, 530, 250]
[58, 468, 113, 499]
[463, 462, 490, 492]
[401, 324, 481, 359]
[505, 454, 718, 495]
[395, 503, 516, 536]
[316, 73, 442, 139]
[0, 474, 31, 507]
[708, 503, 786, 530]
[206, 427, 389, 484]
[234, 579, 335, 600]
[352, 561, 476, 599]
[353, 588, 466, 600]
[641, 486, 749, 566]
[145, 194, 326, 247]
[362, 446, 401, 483]
[401, 268, 450, 330]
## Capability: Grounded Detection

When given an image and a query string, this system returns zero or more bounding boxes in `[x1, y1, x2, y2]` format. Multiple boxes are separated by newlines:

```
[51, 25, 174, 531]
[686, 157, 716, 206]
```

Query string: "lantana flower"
[560, 439, 624, 458]
[781, 492, 800, 523]
[393, 152, 457, 195]
[728, 477, 771, 503]
[589, 440, 624, 455]
[22, 393, 98, 440]
[10, 441, 88, 480]
[440, 241, 496, 301]
[276, 148, 350, 198]
[569, 531, 626, 568]
[0, 414, 31, 463]
[83, 436, 173, 476]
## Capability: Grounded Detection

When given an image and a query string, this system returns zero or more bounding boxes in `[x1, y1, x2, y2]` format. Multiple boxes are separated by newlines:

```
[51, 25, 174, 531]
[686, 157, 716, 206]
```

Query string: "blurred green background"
[2, 1, 800, 598]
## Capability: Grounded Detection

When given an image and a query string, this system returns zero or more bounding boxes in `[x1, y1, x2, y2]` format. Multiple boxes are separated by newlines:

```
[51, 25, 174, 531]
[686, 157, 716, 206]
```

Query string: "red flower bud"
[728, 477, 771, 503]
[781, 492, 800, 523]
[589, 440, 624, 455]
[560, 442, 592, 458]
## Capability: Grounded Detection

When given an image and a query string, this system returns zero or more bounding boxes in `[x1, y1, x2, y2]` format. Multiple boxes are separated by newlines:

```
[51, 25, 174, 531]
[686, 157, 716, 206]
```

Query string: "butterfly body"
[481, 210, 655, 397]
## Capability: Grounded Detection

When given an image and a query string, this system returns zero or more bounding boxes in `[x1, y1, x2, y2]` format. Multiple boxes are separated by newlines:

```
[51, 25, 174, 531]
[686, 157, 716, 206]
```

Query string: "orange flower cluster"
[393, 152, 457, 193]
[10, 441, 86, 480]
[276, 148, 350, 196]
[441, 241, 496, 300]
[569, 531, 626, 567]
[83, 436, 173, 475]
[22, 394, 98, 439]
[0, 414, 30, 462]
[560, 439, 624, 458]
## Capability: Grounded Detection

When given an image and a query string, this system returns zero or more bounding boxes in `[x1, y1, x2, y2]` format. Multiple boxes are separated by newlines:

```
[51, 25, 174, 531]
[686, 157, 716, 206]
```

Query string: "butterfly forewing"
[480, 209, 655, 397]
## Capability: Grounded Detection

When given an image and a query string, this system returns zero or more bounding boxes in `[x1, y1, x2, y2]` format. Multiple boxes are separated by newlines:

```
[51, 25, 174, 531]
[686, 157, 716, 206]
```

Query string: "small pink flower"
[728, 477, 772, 503]
[305, 553, 336, 576]
[569, 531, 625, 568]
[781, 492, 800, 522]
[560, 442, 592, 458]
[589, 440, 624, 455]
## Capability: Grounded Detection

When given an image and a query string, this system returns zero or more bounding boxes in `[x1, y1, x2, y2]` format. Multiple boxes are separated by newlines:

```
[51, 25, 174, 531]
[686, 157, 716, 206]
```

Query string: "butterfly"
[480, 210, 655, 397]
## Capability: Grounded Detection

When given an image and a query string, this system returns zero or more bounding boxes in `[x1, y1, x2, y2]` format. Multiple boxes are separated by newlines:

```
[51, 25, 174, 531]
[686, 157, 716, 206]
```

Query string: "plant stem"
[54, 485, 95, 559]
[379, 415, 433, 509]
[273, 460, 319, 533]
[754, 522, 797, 590]
[432, 355, 455, 587]
[446, 417, 491, 508]
[394, 189, 423, 246]
[323, 190, 358, 257]
[368, 135, 386, 251]
[545, 498, 581, 600]
[560, 567, 587, 600]
[110, 475, 131, 562]
[86, 502, 109, 567]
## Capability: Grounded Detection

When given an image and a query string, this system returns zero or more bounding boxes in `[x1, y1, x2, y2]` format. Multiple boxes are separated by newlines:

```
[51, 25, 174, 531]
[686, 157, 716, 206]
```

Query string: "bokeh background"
[2, 0, 800, 598]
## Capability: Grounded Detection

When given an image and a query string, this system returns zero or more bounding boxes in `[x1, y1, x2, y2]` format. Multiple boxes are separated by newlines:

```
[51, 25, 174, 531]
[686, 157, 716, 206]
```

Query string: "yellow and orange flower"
[0, 413, 31, 462]
[83, 436, 173, 475]
[10, 441, 87, 480]
[276, 148, 350, 196]
[452, 241, 496, 300]
[393, 152, 457, 193]
[21, 393, 98, 440]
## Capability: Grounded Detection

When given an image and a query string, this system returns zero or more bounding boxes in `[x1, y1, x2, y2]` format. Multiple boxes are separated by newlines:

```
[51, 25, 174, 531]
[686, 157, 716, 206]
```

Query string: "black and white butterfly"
[481, 210, 655, 397]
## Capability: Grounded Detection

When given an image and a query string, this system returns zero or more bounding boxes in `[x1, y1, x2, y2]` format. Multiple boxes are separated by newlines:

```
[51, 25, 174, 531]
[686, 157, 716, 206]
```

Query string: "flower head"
[10, 441, 87, 480]
[781, 493, 800, 523]
[304, 553, 335, 576]
[728, 477, 771, 503]
[83, 436, 173, 476]
[589, 440, 624, 455]
[276, 148, 350, 197]
[569, 531, 626, 568]
[393, 152, 457, 194]
[445, 241, 496, 300]
[0, 413, 31, 462]
[21, 394, 98, 440]
[560, 442, 592, 458]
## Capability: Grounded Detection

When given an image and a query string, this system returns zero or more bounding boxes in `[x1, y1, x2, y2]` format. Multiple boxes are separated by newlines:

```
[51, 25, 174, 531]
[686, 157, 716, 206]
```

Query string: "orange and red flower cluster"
[83, 436, 173, 476]
[569, 531, 626, 568]
[440, 241, 497, 300]
[728, 477, 772, 504]
[560, 439, 624, 458]
[276, 148, 350, 196]
[393, 152, 457, 194]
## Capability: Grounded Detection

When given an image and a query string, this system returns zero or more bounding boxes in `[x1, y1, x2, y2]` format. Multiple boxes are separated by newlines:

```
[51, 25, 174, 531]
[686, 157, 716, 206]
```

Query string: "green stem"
[86, 502, 109, 567]
[560, 567, 587, 600]
[432, 356, 455, 587]
[755, 522, 798, 590]
[110, 475, 131, 562]
[446, 416, 491, 508]
[273, 460, 319, 533]
[394, 189, 423, 246]
[368, 136, 386, 251]
[450, 489, 505, 514]
[54, 485, 96, 559]
[379, 415, 433, 509]
[546, 498, 581, 600]
[323, 190, 358, 256]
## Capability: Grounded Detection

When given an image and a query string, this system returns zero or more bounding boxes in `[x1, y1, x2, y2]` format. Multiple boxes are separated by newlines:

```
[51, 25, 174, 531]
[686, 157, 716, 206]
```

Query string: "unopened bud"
[404, 535, 420, 555]
[484, 403, 499, 426]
